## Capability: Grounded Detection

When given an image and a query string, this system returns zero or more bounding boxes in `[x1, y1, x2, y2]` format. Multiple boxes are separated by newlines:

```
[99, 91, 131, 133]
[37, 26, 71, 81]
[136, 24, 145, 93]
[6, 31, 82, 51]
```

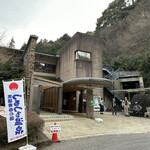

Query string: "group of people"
[98, 97, 130, 116]
[112, 97, 130, 116]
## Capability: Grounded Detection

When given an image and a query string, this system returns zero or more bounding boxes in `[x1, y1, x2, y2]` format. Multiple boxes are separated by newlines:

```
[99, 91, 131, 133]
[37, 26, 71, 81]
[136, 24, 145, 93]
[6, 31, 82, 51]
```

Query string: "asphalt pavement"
[38, 133, 150, 150]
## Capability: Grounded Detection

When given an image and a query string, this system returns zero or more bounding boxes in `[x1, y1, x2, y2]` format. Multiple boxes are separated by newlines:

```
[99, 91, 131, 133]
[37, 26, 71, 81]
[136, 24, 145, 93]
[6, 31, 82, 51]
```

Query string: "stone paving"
[42, 112, 150, 141]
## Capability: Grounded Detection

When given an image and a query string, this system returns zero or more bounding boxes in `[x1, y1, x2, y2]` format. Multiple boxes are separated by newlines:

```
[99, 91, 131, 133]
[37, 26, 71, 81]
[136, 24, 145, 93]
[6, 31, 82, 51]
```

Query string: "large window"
[34, 62, 56, 74]
[75, 50, 91, 61]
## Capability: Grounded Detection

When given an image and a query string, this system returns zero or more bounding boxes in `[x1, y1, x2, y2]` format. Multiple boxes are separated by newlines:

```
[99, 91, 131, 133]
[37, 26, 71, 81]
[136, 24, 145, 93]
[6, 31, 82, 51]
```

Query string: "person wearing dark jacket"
[112, 98, 117, 115]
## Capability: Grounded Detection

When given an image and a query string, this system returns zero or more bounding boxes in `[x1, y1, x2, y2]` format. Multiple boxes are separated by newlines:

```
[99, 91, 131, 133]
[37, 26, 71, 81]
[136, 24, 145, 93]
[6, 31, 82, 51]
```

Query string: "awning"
[63, 77, 112, 92]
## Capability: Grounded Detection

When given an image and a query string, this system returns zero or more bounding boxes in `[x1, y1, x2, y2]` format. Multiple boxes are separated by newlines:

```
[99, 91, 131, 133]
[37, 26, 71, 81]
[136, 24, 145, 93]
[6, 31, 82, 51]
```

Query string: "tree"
[0, 60, 24, 98]
[95, 0, 138, 34]
[9, 37, 15, 48]
[35, 33, 71, 55]
[20, 42, 27, 50]
[0, 29, 6, 46]
[138, 49, 150, 87]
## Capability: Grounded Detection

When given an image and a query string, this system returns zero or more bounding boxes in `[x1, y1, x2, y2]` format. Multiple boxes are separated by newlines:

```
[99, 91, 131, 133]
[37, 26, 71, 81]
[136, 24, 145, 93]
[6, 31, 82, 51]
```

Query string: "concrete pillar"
[78, 90, 84, 113]
[58, 87, 63, 114]
[76, 91, 80, 112]
[86, 89, 94, 119]
[29, 85, 41, 114]
[29, 77, 34, 111]
[23, 35, 38, 109]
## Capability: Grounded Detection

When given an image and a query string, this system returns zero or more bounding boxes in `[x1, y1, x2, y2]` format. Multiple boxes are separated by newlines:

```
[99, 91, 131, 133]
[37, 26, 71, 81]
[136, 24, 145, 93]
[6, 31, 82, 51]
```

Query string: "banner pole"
[23, 77, 29, 145]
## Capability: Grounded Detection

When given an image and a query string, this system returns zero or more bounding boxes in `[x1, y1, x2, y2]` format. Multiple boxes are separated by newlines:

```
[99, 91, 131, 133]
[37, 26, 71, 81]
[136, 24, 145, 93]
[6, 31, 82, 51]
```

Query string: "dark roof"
[35, 51, 59, 58]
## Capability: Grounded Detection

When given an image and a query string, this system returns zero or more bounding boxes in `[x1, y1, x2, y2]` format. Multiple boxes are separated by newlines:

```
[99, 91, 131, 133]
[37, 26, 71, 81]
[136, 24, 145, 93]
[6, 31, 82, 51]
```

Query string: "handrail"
[103, 64, 114, 74]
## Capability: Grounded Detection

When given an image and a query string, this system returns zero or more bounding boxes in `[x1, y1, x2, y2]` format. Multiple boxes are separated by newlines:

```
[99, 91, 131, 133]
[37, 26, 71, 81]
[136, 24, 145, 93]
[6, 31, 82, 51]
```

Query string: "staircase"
[103, 64, 139, 103]
[40, 112, 75, 122]
[103, 64, 139, 81]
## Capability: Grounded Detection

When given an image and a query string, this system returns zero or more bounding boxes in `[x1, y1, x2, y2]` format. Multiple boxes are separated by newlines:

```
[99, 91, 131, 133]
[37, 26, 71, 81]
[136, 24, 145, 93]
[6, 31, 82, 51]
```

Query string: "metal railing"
[103, 64, 114, 75]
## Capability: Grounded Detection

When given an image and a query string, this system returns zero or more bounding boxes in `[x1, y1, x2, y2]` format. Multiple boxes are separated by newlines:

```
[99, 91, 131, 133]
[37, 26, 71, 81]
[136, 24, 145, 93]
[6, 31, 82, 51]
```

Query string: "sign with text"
[50, 125, 61, 133]
[3, 80, 27, 143]
[93, 96, 101, 105]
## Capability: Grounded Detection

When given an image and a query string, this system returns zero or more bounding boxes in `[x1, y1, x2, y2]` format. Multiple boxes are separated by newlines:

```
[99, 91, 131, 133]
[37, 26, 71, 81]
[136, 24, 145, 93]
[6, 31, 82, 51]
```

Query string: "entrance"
[63, 92, 76, 111]
[41, 87, 59, 113]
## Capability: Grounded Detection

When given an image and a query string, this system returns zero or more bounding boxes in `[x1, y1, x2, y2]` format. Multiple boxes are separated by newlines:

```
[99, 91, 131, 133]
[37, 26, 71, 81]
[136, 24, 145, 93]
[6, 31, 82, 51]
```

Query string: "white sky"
[0, 0, 114, 49]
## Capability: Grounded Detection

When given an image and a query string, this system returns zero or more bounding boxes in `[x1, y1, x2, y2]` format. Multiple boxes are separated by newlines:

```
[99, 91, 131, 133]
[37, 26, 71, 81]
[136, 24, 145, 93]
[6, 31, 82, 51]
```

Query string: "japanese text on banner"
[3, 80, 27, 143]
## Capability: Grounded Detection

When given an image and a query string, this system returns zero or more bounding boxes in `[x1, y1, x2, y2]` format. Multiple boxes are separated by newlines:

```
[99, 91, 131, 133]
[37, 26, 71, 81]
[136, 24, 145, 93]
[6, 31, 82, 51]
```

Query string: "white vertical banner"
[3, 80, 27, 143]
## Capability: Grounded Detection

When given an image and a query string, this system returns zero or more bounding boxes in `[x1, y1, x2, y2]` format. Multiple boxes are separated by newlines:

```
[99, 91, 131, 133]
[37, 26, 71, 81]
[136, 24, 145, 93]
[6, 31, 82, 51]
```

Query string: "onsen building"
[0, 32, 112, 119]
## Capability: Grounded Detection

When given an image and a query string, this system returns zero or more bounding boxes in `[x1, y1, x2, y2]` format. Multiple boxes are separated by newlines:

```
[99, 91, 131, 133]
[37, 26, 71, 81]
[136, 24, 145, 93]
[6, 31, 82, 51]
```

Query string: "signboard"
[93, 96, 101, 105]
[50, 125, 61, 133]
[93, 96, 101, 112]
[3, 80, 27, 143]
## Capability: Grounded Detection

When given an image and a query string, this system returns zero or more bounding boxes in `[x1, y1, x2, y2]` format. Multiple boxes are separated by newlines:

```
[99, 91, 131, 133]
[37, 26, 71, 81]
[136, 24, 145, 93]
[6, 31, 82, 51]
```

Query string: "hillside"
[95, 0, 150, 71]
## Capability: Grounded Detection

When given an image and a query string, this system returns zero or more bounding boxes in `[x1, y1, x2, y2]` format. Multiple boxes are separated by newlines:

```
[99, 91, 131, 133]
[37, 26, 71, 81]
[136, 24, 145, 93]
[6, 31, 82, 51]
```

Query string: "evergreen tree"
[20, 42, 27, 50]
[9, 37, 15, 48]
[139, 49, 150, 87]
[95, 0, 138, 34]
[35, 33, 71, 55]
[0, 60, 24, 97]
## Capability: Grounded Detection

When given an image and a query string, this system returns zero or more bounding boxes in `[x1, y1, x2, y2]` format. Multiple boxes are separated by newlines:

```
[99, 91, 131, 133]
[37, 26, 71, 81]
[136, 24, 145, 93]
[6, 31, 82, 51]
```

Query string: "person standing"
[122, 97, 130, 116]
[112, 97, 117, 115]
[99, 98, 104, 114]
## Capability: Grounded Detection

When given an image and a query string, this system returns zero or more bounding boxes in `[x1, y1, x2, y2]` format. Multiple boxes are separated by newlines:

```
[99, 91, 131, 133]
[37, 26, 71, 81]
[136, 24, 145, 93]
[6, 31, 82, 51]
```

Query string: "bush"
[0, 116, 7, 144]
[0, 111, 45, 145]
[27, 111, 45, 141]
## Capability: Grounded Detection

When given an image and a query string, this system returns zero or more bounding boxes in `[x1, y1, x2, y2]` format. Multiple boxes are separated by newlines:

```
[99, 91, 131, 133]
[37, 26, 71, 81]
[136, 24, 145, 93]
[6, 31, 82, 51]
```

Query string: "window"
[34, 62, 56, 74]
[75, 51, 91, 61]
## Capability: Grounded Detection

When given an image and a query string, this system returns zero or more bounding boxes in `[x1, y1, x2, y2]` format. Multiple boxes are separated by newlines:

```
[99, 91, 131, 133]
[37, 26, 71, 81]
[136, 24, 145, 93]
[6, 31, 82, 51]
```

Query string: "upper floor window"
[75, 50, 91, 61]
[34, 62, 56, 74]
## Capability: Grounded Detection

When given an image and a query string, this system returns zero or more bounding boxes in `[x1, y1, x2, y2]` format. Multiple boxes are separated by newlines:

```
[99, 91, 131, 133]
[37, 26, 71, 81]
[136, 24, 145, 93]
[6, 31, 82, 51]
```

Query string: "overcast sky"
[0, 0, 114, 49]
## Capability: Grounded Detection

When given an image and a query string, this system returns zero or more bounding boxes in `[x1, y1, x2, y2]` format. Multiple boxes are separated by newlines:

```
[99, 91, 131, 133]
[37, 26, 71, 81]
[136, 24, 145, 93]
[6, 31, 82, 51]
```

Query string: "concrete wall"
[31, 85, 41, 114]
[57, 35, 78, 81]
[104, 95, 112, 110]
[76, 60, 92, 77]
[58, 32, 103, 81]
[58, 32, 103, 97]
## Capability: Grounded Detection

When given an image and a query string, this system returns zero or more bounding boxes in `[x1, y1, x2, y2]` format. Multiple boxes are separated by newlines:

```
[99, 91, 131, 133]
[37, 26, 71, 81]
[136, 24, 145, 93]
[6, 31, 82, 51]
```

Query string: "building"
[1, 32, 146, 117]
[0, 32, 112, 118]
[103, 64, 145, 109]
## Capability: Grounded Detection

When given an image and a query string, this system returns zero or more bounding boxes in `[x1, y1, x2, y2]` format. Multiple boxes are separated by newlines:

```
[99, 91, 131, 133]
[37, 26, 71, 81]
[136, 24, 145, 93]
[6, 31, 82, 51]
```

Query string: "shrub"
[0, 116, 7, 144]
[27, 111, 45, 141]
[0, 111, 45, 145]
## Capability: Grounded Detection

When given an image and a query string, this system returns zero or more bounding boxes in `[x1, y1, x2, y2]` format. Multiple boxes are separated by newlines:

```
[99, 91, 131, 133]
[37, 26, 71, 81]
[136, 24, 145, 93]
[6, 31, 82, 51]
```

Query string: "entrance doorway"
[41, 87, 59, 113]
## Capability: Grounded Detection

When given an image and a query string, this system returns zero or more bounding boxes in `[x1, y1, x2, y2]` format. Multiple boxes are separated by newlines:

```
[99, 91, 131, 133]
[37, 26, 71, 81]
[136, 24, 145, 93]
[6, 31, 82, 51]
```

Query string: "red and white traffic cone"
[51, 123, 59, 142]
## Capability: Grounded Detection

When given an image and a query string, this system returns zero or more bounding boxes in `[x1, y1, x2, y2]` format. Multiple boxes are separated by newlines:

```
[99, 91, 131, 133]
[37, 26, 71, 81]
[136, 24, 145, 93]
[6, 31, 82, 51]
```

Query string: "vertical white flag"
[3, 80, 27, 143]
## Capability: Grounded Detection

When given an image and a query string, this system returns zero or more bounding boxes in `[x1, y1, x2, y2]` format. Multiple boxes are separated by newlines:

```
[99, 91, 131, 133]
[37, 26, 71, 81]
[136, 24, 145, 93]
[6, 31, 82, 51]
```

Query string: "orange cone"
[51, 123, 60, 142]
[52, 133, 59, 142]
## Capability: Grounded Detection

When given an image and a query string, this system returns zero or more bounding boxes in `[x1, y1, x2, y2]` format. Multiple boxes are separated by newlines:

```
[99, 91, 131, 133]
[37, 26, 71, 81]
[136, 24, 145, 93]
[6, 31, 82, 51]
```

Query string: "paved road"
[38, 133, 150, 150]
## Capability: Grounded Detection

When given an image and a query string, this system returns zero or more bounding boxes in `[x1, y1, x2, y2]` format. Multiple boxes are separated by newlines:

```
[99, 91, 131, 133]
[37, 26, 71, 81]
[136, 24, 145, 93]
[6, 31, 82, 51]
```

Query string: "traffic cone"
[52, 133, 59, 142]
[51, 123, 60, 142]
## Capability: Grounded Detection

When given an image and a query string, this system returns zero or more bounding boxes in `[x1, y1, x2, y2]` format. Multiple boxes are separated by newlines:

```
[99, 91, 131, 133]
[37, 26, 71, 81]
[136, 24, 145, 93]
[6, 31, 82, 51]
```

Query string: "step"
[40, 114, 75, 122]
